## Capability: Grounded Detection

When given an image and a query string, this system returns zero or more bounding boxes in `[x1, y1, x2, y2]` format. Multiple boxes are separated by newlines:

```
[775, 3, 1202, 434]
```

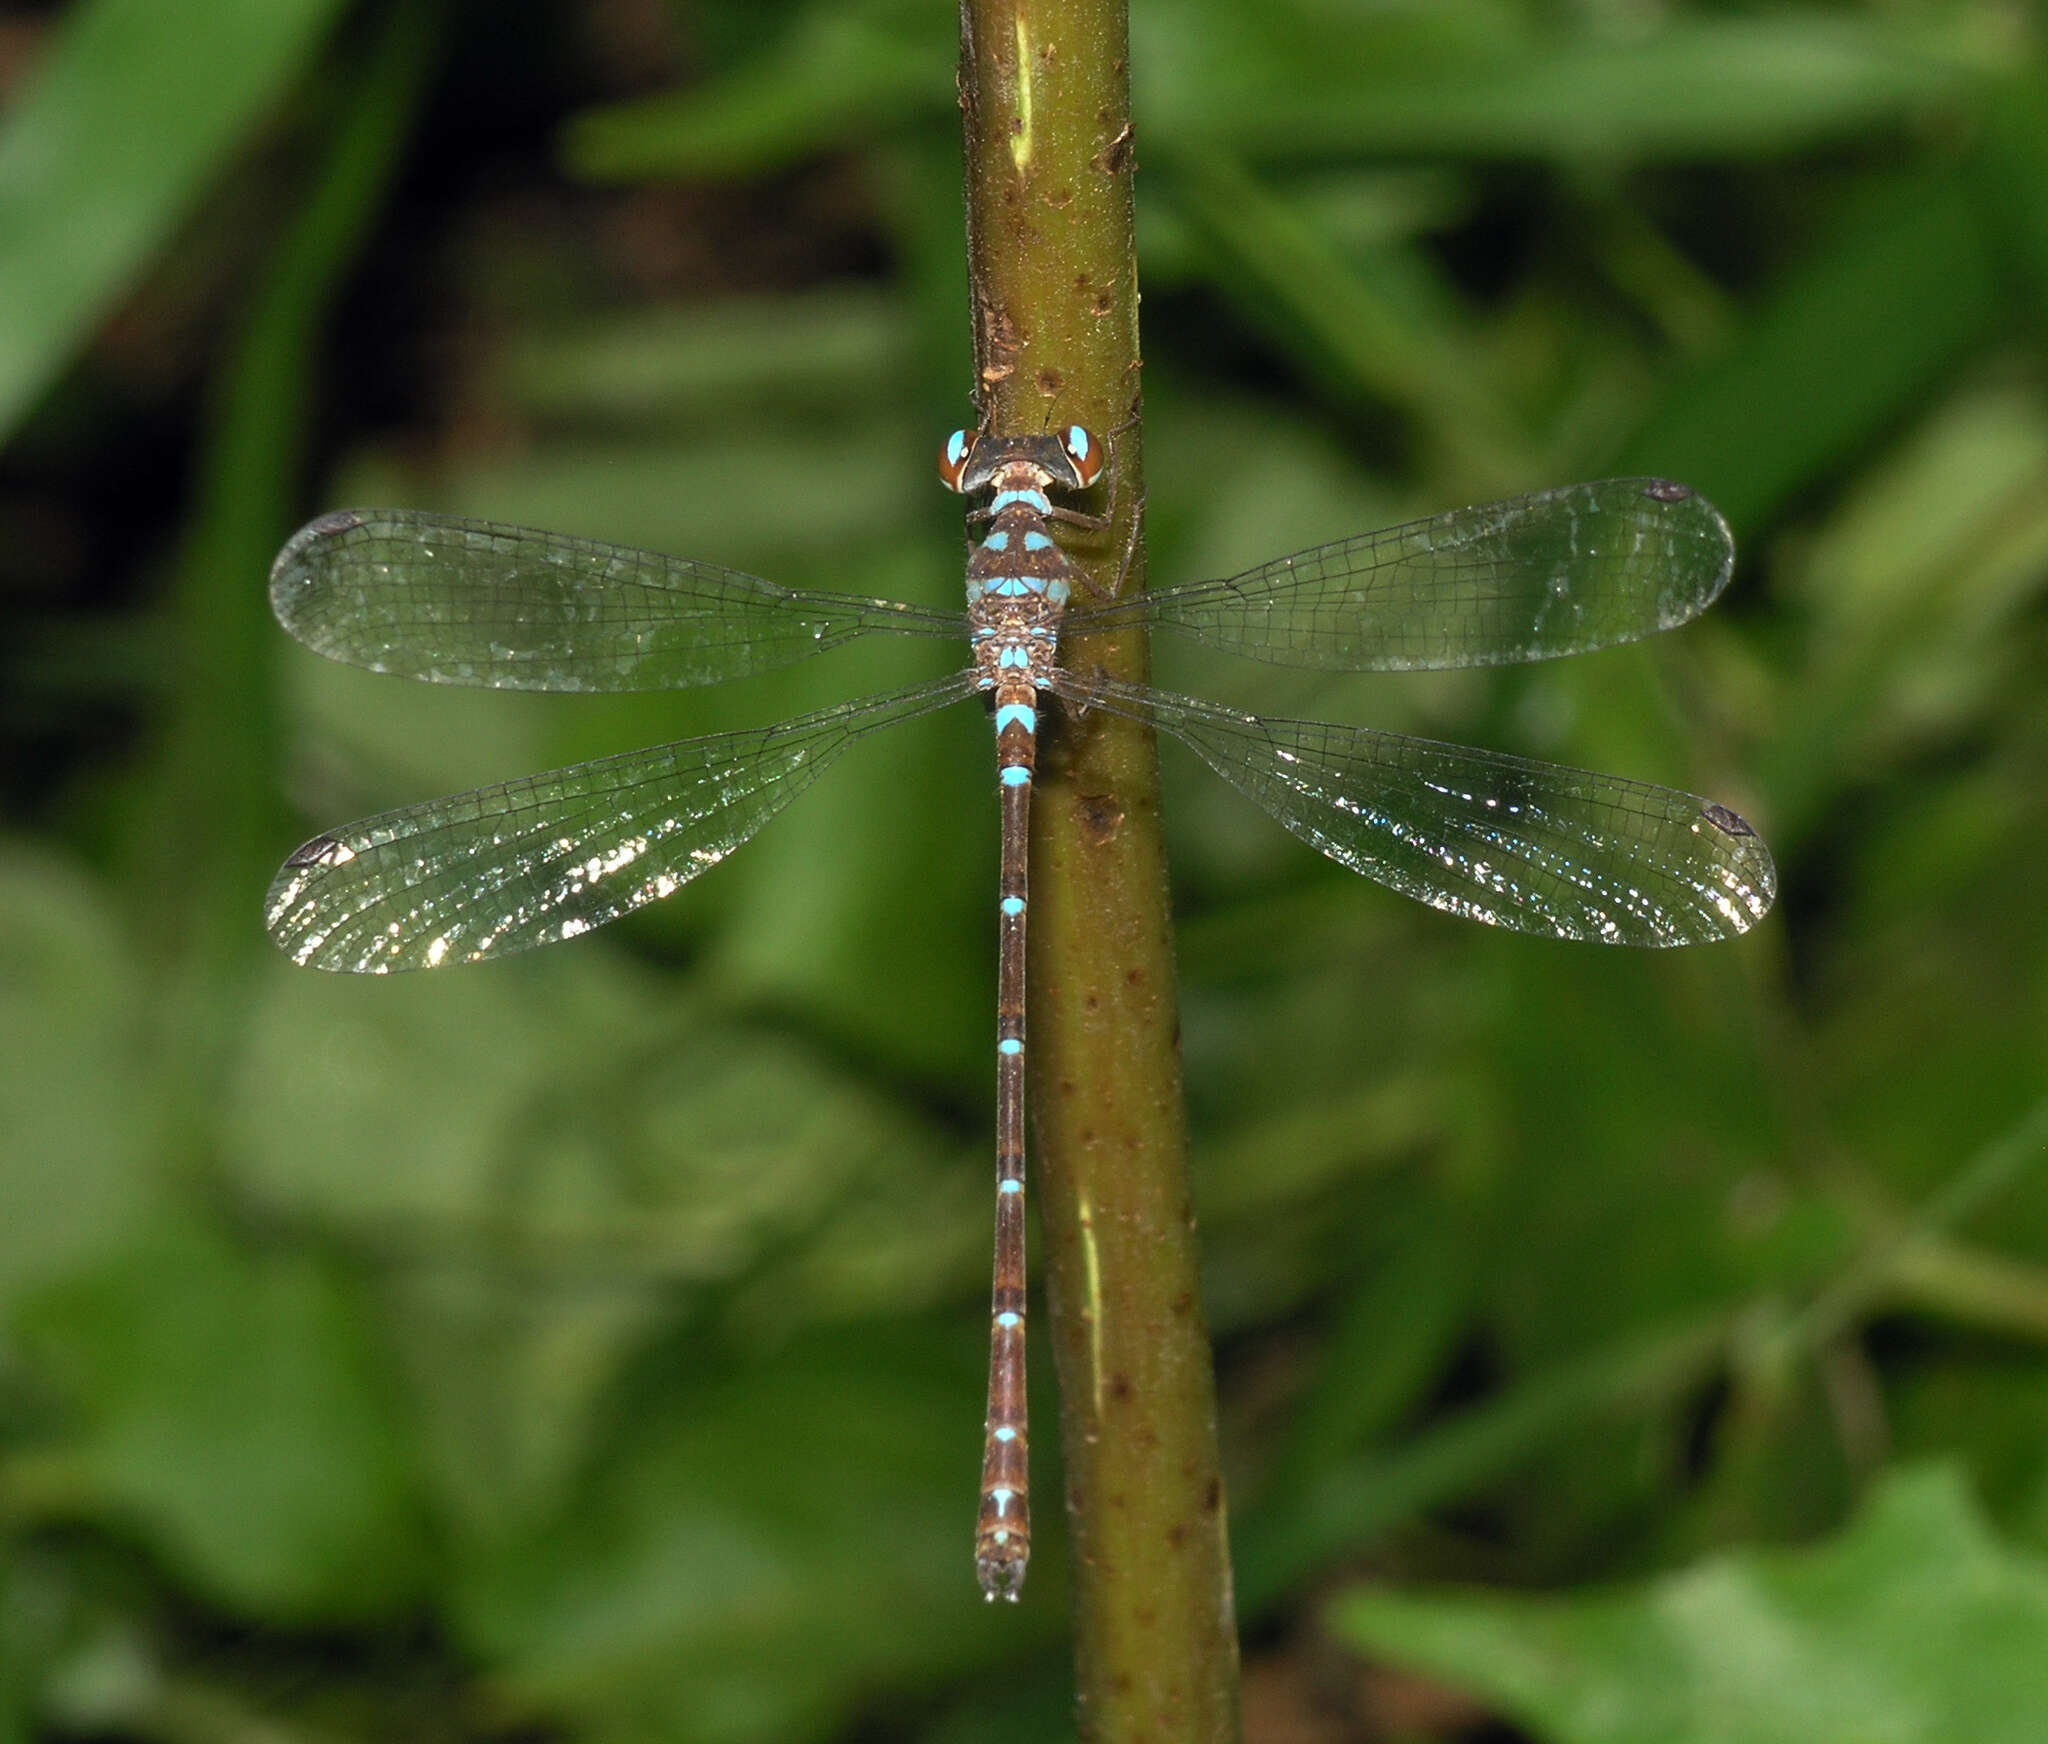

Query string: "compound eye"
[938, 428, 980, 492]
[1061, 425, 1104, 488]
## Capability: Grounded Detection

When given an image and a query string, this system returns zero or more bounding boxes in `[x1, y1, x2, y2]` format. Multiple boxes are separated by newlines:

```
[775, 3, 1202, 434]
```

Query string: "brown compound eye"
[1060, 425, 1104, 489]
[939, 428, 981, 492]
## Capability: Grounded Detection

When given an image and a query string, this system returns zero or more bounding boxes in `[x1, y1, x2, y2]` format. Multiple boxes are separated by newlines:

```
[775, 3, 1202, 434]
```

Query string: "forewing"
[1070, 480, 1733, 671]
[271, 509, 964, 691]
[267, 674, 978, 972]
[1056, 674, 1774, 946]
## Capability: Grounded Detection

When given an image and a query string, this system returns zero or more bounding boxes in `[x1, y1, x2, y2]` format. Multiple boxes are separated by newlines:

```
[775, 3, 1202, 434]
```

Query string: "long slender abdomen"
[977, 695, 1036, 1599]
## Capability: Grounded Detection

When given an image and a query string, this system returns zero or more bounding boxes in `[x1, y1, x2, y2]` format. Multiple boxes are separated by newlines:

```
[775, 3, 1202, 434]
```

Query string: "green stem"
[1888, 1236, 2048, 1343]
[957, 2, 1239, 1735]
[1783, 1091, 2048, 1354]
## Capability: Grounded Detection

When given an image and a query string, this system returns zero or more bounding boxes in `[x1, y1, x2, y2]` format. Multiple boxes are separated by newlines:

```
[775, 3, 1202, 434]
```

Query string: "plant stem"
[957, 1, 1240, 1735]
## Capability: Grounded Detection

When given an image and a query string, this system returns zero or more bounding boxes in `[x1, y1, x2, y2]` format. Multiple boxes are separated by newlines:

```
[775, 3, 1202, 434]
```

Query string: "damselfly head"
[941, 426, 1104, 499]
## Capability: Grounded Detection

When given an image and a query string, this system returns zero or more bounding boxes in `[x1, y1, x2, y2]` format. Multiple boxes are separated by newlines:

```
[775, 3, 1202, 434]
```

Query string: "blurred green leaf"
[337, 425, 929, 581]
[1268, 1191, 1470, 1483]
[14, 1217, 429, 1624]
[228, 946, 981, 1536]
[459, 1326, 1037, 1744]
[1613, 171, 2004, 528]
[1139, 9, 1974, 163]
[0, 0, 347, 439]
[559, 5, 1971, 186]
[562, 0, 952, 181]
[1156, 143, 1528, 488]
[1329, 1465, 2048, 1744]
[502, 290, 914, 424]
[1971, 71, 2048, 333]
[1892, 1355, 2048, 1555]
[1486, 942, 1790, 1370]
[230, 945, 974, 1299]
[1139, 166, 1473, 289]
[1237, 1313, 1735, 1615]
[1763, 383, 2048, 844]
[0, 847, 158, 1309]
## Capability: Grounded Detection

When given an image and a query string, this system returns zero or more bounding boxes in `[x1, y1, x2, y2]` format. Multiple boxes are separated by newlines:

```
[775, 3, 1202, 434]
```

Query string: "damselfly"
[265, 429, 1776, 1599]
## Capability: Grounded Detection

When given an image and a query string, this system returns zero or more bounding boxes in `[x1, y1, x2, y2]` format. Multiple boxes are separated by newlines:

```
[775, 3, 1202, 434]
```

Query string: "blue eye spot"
[1068, 426, 1089, 458]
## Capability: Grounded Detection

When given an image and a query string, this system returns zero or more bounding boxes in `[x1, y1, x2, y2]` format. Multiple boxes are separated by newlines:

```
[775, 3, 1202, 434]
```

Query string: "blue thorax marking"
[1023, 530, 1053, 552]
[983, 529, 1011, 552]
[990, 489, 1051, 515]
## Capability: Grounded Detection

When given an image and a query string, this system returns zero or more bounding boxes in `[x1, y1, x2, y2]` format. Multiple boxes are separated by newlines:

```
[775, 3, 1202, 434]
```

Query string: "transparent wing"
[1055, 673, 1774, 946]
[1067, 480, 1734, 671]
[272, 509, 967, 691]
[267, 672, 979, 972]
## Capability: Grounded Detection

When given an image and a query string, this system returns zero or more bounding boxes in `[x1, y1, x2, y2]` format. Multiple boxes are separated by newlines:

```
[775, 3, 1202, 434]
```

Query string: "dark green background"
[4, 1, 2047, 1739]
